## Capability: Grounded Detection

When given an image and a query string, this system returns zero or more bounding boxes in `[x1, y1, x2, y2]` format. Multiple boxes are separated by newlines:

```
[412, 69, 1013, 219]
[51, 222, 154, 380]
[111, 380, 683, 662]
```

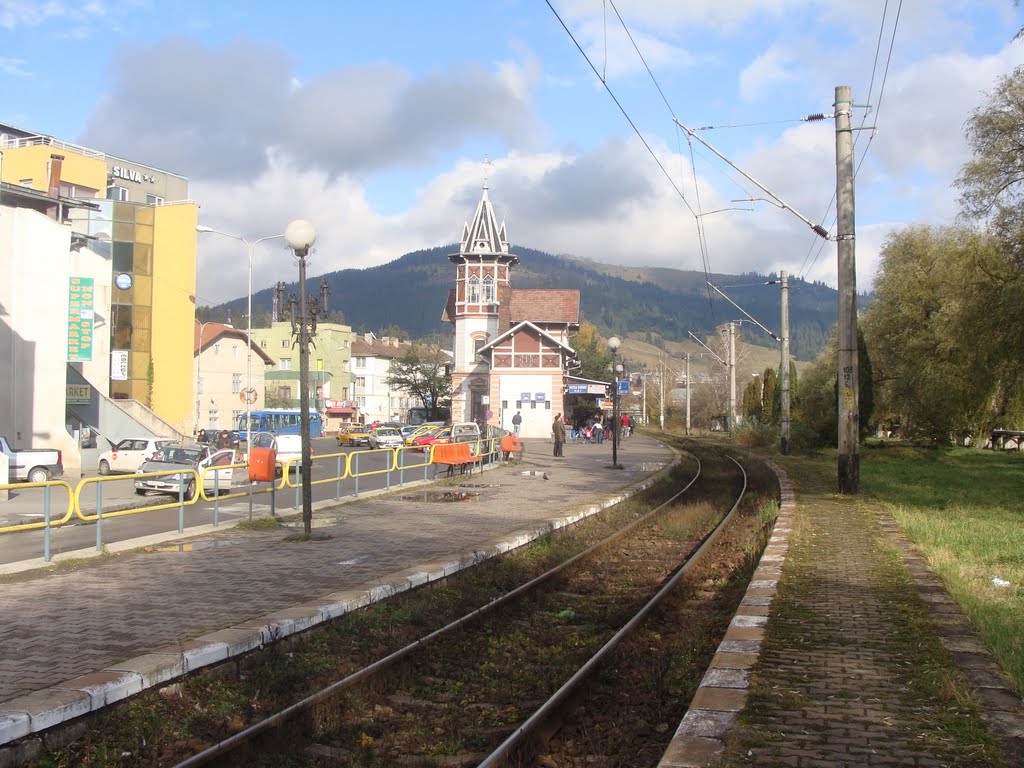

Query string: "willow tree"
[861, 226, 1016, 442]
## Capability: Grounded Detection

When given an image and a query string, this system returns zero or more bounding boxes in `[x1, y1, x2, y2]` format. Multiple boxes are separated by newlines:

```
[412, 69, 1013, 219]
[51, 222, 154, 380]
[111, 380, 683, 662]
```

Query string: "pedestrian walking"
[593, 419, 604, 444]
[552, 413, 566, 457]
[512, 410, 522, 436]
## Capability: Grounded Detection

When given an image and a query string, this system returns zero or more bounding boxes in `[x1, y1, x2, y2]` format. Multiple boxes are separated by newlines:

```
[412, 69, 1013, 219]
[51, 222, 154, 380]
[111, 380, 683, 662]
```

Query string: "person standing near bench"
[552, 413, 566, 457]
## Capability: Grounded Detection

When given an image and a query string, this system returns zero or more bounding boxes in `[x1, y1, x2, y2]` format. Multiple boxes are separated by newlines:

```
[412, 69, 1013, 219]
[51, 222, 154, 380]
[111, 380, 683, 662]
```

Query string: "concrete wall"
[0, 208, 81, 466]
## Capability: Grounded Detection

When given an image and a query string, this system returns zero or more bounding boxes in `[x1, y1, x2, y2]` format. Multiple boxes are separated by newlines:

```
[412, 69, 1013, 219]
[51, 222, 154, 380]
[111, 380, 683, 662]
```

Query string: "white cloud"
[739, 46, 798, 102]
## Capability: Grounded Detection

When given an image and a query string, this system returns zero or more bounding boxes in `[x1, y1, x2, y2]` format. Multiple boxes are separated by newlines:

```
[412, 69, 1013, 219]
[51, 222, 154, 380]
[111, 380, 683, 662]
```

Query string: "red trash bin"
[248, 433, 277, 482]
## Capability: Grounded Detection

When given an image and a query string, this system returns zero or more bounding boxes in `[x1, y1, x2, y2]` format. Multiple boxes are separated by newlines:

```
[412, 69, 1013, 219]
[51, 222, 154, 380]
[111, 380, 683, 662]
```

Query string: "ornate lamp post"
[276, 220, 323, 537]
[607, 336, 622, 469]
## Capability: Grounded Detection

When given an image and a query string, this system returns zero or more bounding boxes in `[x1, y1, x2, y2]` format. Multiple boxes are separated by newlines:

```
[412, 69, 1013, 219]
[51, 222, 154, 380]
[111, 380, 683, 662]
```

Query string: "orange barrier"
[431, 442, 481, 477]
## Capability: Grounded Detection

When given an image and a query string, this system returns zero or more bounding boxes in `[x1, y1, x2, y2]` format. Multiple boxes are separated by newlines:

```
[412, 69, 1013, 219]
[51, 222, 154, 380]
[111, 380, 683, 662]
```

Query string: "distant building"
[348, 332, 418, 425]
[248, 321, 353, 417]
[194, 321, 275, 433]
[442, 184, 580, 438]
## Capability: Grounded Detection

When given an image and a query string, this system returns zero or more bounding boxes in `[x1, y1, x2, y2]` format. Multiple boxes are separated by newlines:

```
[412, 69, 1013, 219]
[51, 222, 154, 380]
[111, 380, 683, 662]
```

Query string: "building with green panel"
[249, 321, 354, 413]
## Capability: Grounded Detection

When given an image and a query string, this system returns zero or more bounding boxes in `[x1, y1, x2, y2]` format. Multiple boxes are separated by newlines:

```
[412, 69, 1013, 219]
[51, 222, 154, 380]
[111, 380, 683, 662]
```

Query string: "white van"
[449, 422, 482, 454]
[273, 434, 306, 474]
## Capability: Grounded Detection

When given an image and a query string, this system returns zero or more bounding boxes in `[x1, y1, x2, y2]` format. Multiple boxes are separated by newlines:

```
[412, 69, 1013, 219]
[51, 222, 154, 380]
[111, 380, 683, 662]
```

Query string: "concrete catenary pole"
[835, 85, 860, 493]
[780, 270, 791, 454]
[728, 322, 736, 433]
[659, 357, 665, 431]
[685, 354, 691, 435]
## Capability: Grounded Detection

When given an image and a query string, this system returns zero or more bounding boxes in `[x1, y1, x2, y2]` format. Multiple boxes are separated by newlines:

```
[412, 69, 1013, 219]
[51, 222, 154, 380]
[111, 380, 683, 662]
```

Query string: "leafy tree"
[378, 323, 409, 341]
[572, 321, 612, 381]
[861, 225, 1013, 442]
[957, 66, 1024, 268]
[742, 377, 763, 421]
[385, 345, 452, 421]
[762, 367, 779, 424]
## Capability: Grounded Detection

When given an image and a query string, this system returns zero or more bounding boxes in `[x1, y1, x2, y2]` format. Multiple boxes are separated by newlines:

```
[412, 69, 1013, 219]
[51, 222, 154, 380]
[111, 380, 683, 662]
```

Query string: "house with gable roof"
[442, 183, 580, 439]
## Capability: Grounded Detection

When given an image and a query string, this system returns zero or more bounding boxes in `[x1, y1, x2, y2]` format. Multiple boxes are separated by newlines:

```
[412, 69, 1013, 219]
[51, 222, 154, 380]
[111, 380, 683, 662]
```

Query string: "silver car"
[134, 443, 237, 501]
[368, 426, 404, 449]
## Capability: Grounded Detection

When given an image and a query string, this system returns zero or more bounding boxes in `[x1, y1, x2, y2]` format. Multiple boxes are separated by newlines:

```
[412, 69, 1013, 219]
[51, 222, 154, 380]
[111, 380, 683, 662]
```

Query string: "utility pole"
[835, 85, 859, 493]
[728, 322, 736, 433]
[659, 359, 665, 431]
[780, 271, 791, 454]
[685, 354, 691, 435]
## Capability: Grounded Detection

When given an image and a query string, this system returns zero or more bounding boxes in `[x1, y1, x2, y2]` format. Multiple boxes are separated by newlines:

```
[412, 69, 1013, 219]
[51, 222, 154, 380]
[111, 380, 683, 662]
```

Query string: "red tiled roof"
[351, 337, 410, 358]
[195, 321, 275, 365]
[510, 289, 580, 325]
[442, 288, 457, 322]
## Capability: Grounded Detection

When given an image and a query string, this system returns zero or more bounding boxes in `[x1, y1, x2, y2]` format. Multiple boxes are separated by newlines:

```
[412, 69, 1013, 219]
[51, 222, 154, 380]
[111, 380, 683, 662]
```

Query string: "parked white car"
[98, 437, 174, 475]
[272, 434, 306, 474]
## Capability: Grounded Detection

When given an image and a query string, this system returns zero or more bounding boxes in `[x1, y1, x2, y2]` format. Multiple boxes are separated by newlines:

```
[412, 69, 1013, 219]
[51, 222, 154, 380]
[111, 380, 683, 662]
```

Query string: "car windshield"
[153, 447, 203, 465]
[377, 428, 400, 436]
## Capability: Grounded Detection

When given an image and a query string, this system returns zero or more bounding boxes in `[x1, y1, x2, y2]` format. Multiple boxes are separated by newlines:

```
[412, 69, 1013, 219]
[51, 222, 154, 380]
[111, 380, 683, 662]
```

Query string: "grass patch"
[234, 517, 283, 530]
[859, 444, 1024, 696]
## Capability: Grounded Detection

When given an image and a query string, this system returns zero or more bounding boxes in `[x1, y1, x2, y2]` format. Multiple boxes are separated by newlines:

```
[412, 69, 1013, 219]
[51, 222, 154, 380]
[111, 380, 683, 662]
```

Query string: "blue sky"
[3, 0, 1023, 306]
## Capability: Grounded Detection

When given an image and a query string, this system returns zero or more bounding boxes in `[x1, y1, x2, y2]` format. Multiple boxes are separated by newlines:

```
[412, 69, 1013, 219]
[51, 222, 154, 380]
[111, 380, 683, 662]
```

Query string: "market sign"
[67, 277, 95, 362]
[66, 384, 91, 405]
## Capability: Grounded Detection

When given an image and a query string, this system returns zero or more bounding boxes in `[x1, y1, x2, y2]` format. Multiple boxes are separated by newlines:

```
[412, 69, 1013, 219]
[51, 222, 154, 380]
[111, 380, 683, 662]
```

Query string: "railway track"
[161, 441, 778, 768]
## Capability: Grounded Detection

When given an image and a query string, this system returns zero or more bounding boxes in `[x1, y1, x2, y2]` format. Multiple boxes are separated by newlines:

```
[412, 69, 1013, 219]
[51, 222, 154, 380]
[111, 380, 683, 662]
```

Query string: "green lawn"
[859, 443, 1024, 696]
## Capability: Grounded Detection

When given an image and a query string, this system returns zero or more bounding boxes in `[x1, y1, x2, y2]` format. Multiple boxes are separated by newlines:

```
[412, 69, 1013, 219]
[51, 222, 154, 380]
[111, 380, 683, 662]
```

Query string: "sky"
[3, 0, 1024, 309]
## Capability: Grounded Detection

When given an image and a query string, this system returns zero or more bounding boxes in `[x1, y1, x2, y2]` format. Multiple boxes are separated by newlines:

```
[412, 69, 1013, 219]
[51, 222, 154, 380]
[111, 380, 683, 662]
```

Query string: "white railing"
[1, 134, 105, 160]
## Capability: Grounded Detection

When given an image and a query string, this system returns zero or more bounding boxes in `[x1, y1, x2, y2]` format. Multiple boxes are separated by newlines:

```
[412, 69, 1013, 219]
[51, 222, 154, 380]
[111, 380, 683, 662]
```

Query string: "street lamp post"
[279, 220, 322, 537]
[607, 336, 622, 469]
[195, 226, 285, 449]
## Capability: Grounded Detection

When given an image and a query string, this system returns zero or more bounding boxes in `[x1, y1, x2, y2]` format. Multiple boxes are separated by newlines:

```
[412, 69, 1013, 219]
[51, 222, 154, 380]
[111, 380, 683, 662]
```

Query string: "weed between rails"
[24, 461, 702, 768]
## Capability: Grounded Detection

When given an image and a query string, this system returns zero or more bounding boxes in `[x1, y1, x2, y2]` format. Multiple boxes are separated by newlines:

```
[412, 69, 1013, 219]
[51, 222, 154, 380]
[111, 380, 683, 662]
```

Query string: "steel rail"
[171, 452, 700, 768]
[478, 454, 748, 767]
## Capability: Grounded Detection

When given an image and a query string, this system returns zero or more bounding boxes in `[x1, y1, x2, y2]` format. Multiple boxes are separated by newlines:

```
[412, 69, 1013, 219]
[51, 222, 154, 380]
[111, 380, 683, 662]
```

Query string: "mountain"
[210, 245, 846, 362]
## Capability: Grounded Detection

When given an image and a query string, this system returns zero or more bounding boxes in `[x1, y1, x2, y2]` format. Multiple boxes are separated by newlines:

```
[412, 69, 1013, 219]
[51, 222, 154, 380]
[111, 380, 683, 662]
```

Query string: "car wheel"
[135, 488, 148, 496]
[185, 479, 198, 501]
[98, 460, 111, 475]
[28, 467, 50, 483]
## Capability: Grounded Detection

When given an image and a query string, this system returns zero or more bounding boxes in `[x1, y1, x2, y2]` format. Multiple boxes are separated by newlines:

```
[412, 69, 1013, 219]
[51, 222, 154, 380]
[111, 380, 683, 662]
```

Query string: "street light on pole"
[607, 336, 622, 469]
[195, 226, 285, 448]
[281, 219, 321, 538]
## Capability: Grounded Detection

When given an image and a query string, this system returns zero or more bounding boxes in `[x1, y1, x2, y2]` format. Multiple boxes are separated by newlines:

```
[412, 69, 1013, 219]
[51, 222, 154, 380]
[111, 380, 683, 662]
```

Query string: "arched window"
[467, 275, 480, 303]
[482, 275, 495, 303]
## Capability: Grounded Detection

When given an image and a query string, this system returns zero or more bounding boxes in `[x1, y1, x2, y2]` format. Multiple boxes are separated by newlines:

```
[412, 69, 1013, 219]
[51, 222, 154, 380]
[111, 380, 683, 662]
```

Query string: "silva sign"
[111, 165, 156, 184]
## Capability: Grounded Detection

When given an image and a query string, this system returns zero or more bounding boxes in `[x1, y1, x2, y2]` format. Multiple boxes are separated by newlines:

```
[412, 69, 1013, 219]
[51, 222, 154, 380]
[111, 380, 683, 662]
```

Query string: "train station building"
[442, 183, 581, 439]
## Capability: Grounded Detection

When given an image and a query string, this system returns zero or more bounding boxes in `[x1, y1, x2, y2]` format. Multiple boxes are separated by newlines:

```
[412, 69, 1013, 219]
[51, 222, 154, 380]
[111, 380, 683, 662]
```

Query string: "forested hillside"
[210, 245, 847, 361]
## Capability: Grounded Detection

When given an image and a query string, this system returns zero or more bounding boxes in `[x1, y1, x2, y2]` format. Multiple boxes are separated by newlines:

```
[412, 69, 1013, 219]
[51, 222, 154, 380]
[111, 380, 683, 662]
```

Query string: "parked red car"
[412, 426, 451, 452]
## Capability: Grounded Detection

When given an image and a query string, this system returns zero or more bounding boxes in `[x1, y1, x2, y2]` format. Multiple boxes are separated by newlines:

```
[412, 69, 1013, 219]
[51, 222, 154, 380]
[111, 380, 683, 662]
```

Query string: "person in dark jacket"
[552, 413, 566, 457]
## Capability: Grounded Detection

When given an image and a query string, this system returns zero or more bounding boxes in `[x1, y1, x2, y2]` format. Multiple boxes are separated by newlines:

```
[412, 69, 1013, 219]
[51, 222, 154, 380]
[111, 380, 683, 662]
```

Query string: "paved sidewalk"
[662, 458, 1024, 768]
[0, 435, 674, 752]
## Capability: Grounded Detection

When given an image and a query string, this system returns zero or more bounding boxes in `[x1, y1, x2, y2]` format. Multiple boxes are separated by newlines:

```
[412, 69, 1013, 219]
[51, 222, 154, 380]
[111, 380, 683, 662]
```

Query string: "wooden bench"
[500, 435, 523, 463]
[431, 442, 482, 477]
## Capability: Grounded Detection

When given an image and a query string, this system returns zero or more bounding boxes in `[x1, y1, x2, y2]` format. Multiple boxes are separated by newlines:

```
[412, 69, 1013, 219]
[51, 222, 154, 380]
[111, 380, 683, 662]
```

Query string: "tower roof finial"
[482, 154, 493, 190]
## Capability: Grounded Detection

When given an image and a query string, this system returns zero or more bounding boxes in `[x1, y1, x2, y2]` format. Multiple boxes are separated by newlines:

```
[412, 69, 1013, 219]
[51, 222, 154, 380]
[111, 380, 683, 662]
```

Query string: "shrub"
[733, 418, 776, 448]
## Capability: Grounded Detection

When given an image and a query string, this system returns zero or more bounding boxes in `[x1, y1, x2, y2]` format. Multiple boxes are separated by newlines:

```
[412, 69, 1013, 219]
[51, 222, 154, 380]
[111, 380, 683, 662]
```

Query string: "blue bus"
[237, 409, 323, 441]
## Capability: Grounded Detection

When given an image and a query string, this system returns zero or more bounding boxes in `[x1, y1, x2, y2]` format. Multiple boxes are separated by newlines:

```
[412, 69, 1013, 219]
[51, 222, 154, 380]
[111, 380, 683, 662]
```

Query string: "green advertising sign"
[67, 277, 95, 362]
